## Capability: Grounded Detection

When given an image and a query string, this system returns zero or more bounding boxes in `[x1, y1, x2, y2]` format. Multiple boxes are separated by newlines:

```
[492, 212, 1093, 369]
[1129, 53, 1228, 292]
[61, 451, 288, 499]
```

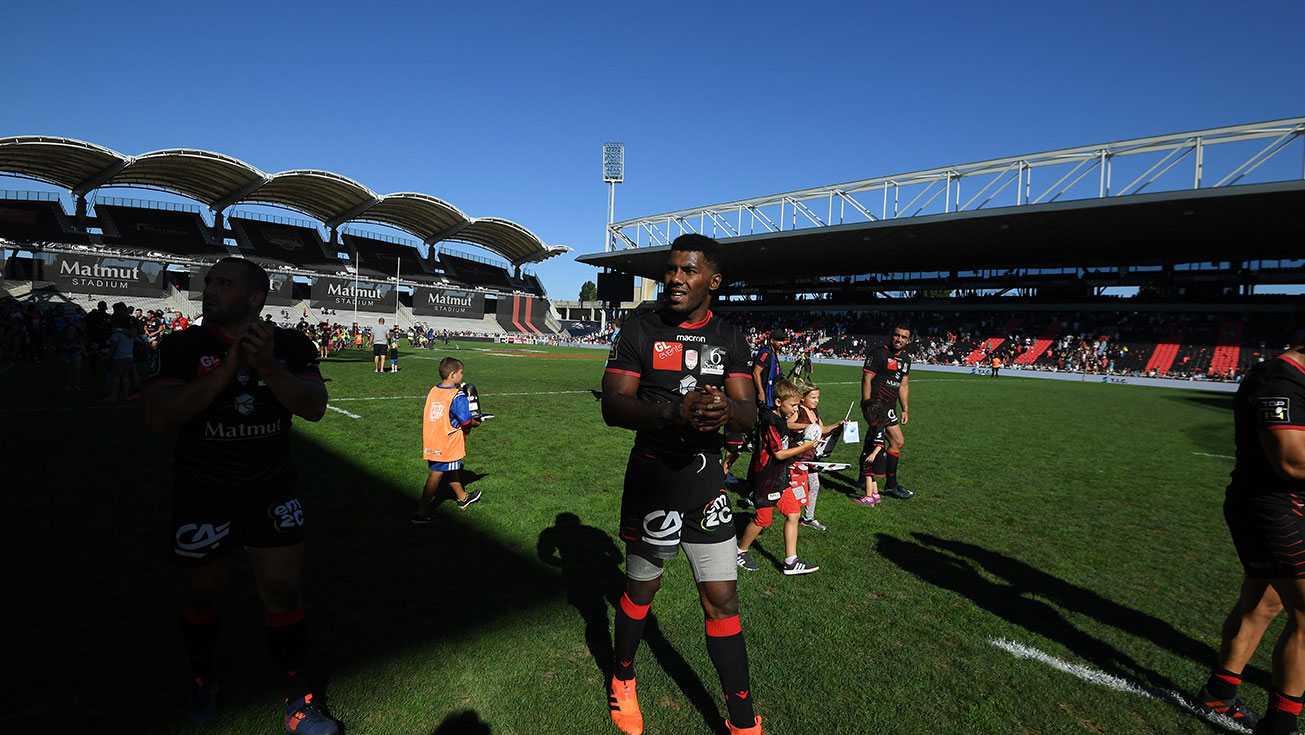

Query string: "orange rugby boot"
[607, 675, 643, 735]
[727, 714, 763, 735]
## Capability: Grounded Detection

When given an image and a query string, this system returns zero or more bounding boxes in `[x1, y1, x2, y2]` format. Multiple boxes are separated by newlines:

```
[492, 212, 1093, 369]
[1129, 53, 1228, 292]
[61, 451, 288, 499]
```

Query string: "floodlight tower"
[603, 142, 624, 253]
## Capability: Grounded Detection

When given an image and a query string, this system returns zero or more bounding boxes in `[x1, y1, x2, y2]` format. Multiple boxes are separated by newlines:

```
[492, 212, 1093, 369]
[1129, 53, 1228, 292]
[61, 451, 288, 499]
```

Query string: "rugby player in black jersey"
[1194, 334, 1305, 735]
[142, 258, 339, 734]
[861, 324, 915, 499]
[601, 234, 763, 735]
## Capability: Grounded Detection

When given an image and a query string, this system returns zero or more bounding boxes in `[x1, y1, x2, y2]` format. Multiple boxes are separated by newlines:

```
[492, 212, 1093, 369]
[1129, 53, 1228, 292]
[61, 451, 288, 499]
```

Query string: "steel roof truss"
[702, 209, 738, 238]
[72, 159, 132, 197]
[211, 176, 272, 212]
[325, 196, 384, 229]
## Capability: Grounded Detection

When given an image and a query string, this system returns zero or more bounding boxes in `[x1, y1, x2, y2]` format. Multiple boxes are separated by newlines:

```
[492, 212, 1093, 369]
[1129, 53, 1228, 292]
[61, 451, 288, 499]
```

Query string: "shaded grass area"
[0, 342, 1262, 734]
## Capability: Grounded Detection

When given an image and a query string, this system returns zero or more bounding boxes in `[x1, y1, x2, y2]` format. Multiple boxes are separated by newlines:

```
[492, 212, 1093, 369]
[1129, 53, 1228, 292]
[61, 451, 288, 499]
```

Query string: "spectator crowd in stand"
[562, 308, 1293, 383]
[5, 295, 1290, 386]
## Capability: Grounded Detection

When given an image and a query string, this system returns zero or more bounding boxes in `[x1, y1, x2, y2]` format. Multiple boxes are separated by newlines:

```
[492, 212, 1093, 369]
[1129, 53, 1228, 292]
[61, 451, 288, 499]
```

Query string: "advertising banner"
[44, 255, 165, 297]
[310, 277, 397, 313]
[412, 287, 483, 318]
[188, 264, 293, 305]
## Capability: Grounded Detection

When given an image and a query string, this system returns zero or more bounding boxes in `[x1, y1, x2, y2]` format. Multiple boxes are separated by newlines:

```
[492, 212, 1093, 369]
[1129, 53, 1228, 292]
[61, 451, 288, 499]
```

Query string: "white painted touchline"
[989, 637, 1249, 733]
[1192, 452, 1235, 459]
[326, 405, 361, 419]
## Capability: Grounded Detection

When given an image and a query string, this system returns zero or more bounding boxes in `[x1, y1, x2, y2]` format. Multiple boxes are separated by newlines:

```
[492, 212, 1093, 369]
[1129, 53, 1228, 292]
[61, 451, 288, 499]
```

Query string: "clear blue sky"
[3, 0, 1303, 300]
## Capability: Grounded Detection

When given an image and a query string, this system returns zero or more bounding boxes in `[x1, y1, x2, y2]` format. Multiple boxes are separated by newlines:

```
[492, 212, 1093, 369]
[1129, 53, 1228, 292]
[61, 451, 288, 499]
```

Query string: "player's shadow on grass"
[1170, 394, 1234, 412]
[815, 471, 863, 498]
[432, 709, 492, 734]
[878, 533, 1237, 694]
[537, 512, 729, 735]
[1, 389, 569, 735]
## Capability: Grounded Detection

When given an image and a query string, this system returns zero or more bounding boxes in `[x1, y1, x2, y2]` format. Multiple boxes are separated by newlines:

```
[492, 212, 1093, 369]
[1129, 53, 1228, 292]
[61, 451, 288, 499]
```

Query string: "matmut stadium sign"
[412, 287, 483, 318]
[45, 255, 164, 297]
[310, 277, 396, 313]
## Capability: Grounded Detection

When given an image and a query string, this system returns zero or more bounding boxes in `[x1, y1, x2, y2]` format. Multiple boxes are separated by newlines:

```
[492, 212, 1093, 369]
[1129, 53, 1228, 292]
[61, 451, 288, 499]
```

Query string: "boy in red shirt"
[736, 380, 821, 575]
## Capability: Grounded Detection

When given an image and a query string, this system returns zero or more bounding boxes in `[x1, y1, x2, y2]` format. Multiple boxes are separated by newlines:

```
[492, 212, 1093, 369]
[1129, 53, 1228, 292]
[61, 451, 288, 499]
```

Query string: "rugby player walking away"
[861, 324, 915, 499]
[1194, 335, 1305, 735]
[372, 317, 388, 372]
[142, 257, 339, 734]
[602, 234, 763, 735]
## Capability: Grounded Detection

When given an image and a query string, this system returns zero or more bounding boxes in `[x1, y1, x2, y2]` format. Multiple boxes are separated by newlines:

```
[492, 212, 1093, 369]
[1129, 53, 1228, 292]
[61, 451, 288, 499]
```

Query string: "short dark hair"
[215, 257, 270, 295]
[670, 233, 722, 272]
[892, 323, 911, 335]
[439, 357, 464, 381]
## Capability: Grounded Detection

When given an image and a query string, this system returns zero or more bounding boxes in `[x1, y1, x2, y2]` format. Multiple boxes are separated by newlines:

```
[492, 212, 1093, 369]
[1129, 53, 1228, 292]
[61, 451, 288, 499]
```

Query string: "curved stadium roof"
[0, 135, 570, 266]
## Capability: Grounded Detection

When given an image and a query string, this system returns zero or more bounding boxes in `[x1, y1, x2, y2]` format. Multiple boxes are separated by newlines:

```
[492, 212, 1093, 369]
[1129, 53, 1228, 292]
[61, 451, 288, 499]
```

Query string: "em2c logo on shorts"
[268, 498, 304, 532]
[653, 341, 683, 371]
[1259, 397, 1290, 424]
[700, 493, 732, 530]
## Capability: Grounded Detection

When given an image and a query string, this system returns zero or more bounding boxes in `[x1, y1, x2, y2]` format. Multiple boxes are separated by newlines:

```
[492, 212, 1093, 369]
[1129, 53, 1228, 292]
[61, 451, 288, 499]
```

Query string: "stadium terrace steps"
[1014, 339, 1054, 364]
[1144, 342, 1180, 375]
[480, 315, 507, 334]
[1208, 321, 1244, 376]
[966, 337, 1004, 365]
[415, 315, 503, 334]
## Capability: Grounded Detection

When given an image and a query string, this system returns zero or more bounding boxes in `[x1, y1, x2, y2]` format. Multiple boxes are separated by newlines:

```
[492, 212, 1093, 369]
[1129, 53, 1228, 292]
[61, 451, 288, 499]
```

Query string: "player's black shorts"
[724, 430, 747, 452]
[1225, 492, 1305, 579]
[172, 479, 306, 567]
[619, 447, 735, 560]
[373, 344, 387, 357]
[860, 398, 900, 428]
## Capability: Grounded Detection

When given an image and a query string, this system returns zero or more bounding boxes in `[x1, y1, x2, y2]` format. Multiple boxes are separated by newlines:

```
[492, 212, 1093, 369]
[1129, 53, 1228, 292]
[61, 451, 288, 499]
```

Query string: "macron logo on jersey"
[653, 341, 683, 371]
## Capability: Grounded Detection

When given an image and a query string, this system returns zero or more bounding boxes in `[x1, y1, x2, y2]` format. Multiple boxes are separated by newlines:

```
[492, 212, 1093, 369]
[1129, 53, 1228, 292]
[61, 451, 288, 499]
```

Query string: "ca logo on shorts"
[175, 522, 231, 558]
[641, 510, 683, 546]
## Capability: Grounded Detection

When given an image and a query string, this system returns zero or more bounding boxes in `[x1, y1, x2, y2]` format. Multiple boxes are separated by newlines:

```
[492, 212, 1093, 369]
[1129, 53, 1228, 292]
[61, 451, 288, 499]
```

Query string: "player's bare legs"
[1269, 577, 1305, 695]
[1217, 578, 1282, 674]
[247, 544, 305, 615]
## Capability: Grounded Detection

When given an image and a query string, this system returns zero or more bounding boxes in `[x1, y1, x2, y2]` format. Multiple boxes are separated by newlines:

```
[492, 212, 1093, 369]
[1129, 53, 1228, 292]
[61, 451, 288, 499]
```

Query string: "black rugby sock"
[705, 615, 755, 727]
[265, 605, 310, 700]
[1203, 666, 1241, 700]
[613, 593, 649, 681]
[1265, 688, 1303, 735]
[180, 605, 221, 683]
[885, 450, 900, 488]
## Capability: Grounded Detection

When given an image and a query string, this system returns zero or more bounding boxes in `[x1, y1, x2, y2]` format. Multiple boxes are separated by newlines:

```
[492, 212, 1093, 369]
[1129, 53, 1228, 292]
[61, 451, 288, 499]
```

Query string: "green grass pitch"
[0, 342, 1256, 734]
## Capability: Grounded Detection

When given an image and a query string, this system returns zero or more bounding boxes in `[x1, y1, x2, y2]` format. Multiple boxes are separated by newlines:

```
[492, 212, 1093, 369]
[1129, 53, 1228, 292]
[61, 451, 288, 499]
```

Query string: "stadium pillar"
[211, 209, 225, 244]
[75, 195, 87, 225]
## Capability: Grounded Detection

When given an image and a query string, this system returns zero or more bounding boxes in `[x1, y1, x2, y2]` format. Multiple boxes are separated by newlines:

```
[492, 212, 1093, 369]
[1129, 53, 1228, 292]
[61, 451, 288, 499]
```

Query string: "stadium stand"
[230, 215, 340, 268]
[715, 308, 1297, 382]
[95, 202, 219, 256]
[341, 231, 431, 278]
[492, 294, 554, 334]
[0, 196, 87, 244]
[440, 253, 514, 290]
